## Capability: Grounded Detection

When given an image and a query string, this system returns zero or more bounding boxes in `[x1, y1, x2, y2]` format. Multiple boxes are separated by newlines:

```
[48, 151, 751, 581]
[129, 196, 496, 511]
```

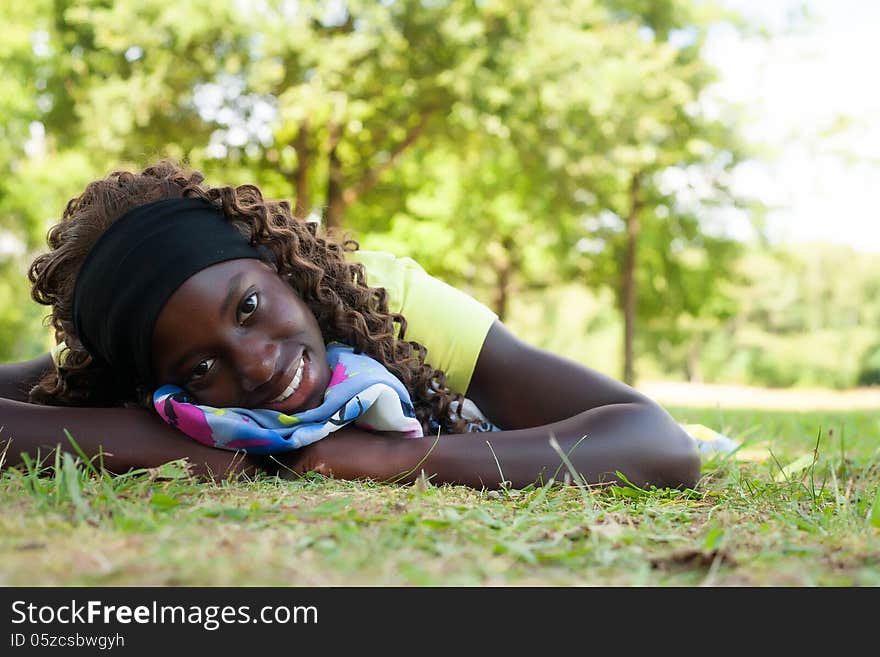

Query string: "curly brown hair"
[27, 160, 468, 434]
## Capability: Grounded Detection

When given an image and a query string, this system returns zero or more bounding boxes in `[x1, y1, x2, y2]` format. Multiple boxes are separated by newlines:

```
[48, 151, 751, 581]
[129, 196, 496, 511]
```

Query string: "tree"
[1, 0, 756, 381]
[352, 0, 754, 385]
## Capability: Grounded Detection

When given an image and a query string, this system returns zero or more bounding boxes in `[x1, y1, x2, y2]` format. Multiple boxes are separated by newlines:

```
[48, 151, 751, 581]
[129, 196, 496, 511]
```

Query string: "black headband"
[72, 198, 262, 388]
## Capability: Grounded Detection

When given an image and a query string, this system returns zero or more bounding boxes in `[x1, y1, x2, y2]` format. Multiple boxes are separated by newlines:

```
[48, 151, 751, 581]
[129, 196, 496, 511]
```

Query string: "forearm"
[0, 397, 262, 480]
[0, 354, 54, 402]
[428, 402, 699, 489]
[286, 401, 700, 490]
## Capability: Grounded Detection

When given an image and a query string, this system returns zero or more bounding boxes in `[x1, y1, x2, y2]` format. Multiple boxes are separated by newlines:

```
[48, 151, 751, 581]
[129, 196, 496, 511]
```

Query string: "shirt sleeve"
[350, 250, 497, 395]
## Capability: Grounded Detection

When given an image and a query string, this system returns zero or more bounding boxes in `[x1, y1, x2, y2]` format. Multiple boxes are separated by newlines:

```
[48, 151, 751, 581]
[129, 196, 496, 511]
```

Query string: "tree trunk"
[686, 337, 703, 383]
[492, 236, 519, 323]
[494, 261, 511, 323]
[342, 110, 435, 209]
[324, 119, 345, 231]
[621, 175, 642, 386]
[292, 119, 312, 220]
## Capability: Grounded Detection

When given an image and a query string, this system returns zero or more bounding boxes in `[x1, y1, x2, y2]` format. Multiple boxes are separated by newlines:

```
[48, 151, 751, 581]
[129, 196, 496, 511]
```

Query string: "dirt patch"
[650, 547, 737, 571]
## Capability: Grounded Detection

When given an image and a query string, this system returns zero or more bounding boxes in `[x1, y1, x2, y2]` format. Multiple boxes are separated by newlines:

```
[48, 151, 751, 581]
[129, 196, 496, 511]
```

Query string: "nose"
[233, 337, 279, 392]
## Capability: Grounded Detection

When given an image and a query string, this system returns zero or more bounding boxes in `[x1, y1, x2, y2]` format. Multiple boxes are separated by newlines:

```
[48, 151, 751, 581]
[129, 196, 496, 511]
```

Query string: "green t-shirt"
[349, 250, 496, 394]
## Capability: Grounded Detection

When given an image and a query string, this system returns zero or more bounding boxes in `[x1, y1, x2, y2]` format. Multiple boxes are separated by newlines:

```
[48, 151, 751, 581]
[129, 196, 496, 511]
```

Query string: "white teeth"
[271, 357, 305, 403]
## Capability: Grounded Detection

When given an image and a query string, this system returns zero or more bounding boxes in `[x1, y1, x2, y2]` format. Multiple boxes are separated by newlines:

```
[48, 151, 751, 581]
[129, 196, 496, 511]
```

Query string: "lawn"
[1, 407, 878, 586]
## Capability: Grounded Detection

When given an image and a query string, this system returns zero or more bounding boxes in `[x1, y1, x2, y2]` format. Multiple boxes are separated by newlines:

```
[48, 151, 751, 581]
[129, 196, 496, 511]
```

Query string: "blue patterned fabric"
[153, 343, 423, 455]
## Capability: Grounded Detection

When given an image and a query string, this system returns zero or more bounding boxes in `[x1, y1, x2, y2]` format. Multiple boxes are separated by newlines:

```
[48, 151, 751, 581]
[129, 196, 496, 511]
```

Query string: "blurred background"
[1, 0, 877, 405]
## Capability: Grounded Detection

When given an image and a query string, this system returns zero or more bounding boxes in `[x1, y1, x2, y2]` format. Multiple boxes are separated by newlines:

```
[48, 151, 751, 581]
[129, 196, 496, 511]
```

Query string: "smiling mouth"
[271, 355, 306, 404]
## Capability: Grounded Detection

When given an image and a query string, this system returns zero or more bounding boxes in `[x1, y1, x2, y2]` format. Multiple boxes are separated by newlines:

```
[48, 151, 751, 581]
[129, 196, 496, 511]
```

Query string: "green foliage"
[1, 0, 874, 393]
[0, 257, 52, 361]
[857, 344, 880, 387]
[709, 243, 880, 389]
[507, 242, 880, 390]
[738, 329, 873, 389]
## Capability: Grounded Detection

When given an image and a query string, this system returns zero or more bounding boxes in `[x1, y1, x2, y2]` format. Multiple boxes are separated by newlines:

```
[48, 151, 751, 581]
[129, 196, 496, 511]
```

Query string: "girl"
[0, 161, 700, 490]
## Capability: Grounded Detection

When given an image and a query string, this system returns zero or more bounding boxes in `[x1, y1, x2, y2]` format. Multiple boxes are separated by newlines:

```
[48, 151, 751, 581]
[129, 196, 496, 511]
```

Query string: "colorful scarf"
[152, 341, 737, 463]
[153, 343, 424, 455]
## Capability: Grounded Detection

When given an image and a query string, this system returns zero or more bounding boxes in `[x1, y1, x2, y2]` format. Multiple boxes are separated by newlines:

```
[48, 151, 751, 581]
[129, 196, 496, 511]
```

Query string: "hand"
[262, 443, 319, 479]
[265, 425, 419, 482]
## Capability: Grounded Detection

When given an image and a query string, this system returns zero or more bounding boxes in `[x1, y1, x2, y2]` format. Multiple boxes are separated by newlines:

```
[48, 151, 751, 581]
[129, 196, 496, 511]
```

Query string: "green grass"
[1, 408, 878, 586]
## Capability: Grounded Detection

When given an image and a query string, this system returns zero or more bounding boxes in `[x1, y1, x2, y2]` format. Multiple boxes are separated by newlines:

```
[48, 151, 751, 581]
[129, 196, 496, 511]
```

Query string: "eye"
[238, 291, 259, 324]
[188, 357, 216, 383]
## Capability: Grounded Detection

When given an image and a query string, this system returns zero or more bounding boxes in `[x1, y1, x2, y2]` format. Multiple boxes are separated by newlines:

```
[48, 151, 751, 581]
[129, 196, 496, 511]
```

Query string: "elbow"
[613, 400, 700, 490]
[647, 412, 701, 490]
[577, 400, 702, 490]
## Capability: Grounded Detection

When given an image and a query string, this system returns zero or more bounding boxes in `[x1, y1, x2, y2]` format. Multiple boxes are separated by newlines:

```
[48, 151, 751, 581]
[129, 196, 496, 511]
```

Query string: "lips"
[271, 356, 305, 404]
[261, 349, 322, 413]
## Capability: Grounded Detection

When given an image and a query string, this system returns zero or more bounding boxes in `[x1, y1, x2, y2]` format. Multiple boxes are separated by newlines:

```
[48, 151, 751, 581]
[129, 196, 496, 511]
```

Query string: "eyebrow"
[219, 271, 245, 320]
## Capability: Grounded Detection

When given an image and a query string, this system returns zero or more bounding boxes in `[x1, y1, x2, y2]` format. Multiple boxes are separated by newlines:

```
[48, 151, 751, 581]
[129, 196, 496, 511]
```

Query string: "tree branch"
[342, 109, 435, 207]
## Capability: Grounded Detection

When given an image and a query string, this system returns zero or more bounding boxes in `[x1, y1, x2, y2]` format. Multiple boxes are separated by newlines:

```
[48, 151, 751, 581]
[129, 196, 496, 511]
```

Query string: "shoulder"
[347, 249, 497, 394]
[469, 321, 651, 429]
[346, 249, 427, 284]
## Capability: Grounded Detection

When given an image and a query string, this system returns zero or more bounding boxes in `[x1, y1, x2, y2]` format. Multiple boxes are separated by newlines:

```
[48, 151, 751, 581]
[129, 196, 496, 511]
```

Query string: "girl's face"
[151, 258, 331, 412]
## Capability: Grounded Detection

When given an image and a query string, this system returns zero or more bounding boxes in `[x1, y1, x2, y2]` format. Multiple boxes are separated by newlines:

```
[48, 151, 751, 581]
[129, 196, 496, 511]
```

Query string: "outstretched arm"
[0, 354, 54, 402]
[275, 321, 701, 490]
[0, 355, 261, 479]
[0, 397, 262, 479]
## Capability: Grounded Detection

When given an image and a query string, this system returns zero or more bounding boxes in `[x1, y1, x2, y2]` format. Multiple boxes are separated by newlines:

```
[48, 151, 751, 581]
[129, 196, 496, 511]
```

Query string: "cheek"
[195, 381, 239, 407]
[271, 302, 312, 338]
[275, 288, 322, 337]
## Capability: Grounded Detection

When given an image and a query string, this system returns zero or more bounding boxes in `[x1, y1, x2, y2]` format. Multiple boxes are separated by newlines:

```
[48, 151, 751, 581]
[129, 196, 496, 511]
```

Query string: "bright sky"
[706, 0, 880, 252]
